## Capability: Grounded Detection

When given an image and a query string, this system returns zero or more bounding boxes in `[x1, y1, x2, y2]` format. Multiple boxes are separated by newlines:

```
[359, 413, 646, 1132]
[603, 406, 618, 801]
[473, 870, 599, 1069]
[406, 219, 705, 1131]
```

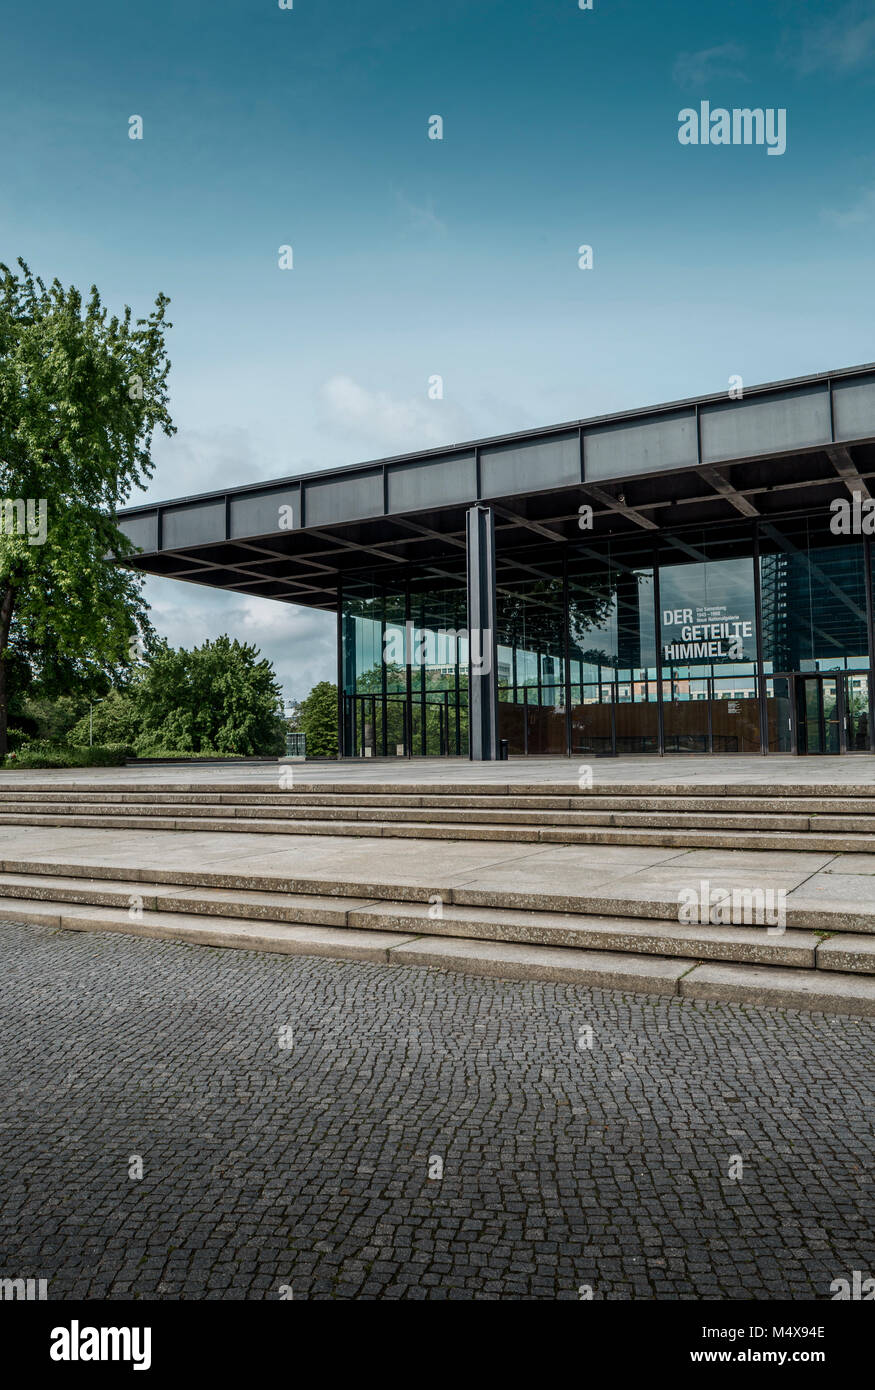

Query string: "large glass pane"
[711, 676, 761, 752]
[409, 577, 468, 756]
[570, 683, 614, 755]
[823, 678, 841, 754]
[797, 677, 828, 754]
[342, 567, 469, 758]
[497, 565, 567, 754]
[568, 537, 657, 755]
[760, 518, 869, 671]
[658, 527, 758, 753]
[497, 700, 526, 755]
[614, 674, 659, 754]
[527, 684, 567, 754]
[765, 677, 793, 752]
[845, 672, 870, 751]
[663, 676, 710, 753]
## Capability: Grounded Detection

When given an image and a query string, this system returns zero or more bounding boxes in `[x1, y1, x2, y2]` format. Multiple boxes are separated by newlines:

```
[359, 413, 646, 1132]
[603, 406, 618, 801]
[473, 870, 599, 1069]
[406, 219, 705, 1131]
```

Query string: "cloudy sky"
[3, 0, 874, 699]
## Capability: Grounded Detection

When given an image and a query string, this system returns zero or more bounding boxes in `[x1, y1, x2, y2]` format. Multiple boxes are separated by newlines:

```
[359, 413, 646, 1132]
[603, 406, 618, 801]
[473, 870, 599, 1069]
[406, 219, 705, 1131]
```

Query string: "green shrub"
[2, 741, 134, 769]
[129, 748, 245, 760]
[84, 743, 137, 765]
[5, 726, 33, 752]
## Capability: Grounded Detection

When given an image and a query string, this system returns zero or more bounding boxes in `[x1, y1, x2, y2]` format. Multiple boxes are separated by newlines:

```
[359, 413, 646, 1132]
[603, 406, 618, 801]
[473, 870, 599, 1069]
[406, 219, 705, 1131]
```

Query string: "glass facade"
[341, 568, 470, 758]
[340, 515, 875, 756]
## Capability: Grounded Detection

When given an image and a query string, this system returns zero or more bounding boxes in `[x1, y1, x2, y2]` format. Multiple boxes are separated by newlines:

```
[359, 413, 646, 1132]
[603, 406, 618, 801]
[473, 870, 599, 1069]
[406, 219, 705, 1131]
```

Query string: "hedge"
[2, 742, 136, 769]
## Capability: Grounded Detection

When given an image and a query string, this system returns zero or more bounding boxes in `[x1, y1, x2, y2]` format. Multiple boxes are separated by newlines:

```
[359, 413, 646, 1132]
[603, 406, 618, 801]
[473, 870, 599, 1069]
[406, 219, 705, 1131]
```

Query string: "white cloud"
[317, 374, 473, 454]
[822, 187, 875, 228]
[394, 189, 448, 238]
[672, 43, 748, 88]
[142, 575, 336, 703]
[133, 426, 277, 507]
[783, 2, 875, 75]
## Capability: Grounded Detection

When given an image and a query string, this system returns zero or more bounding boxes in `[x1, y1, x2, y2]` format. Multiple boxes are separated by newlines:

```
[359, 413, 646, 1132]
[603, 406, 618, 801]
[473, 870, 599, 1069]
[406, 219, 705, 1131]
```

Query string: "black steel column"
[467, 504, 500, 760]
[419, 589, 427, 755]
[404, 576, 413, 758]
[336, 576, 345, 759]
[380, 587, 388, 757]
[752, 527, 768, 755]
[652, 545, 665, 756]
[563, 557, 572, 757]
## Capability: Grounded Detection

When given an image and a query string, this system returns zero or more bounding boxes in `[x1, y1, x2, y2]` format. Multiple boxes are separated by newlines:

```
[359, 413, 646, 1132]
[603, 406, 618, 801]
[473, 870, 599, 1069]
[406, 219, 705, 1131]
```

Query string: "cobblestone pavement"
[1, 920, 872, 1300]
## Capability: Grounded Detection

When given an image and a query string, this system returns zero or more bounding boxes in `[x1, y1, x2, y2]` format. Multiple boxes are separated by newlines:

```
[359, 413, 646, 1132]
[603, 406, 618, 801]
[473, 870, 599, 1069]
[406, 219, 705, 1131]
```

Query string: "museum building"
[118, 364, 875, 759]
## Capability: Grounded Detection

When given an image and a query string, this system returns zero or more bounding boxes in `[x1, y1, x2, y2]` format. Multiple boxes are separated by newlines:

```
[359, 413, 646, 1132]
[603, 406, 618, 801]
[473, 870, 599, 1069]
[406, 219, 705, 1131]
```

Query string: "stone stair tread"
[815, 933, 875, 974]
[2, 865, 875, 935]
[0, 873, 378, 926]
[678, 960, 875, 1015]
[8, 816, 873, 859]
[346, 900, 817, 966]
[0, 875, 831, 969]
[0, 892, 872, 1016]
[6, 791, 875, 821]
[446, 883, 875, 933]
[388, 936, 690, 990]
[6, 794, 875, 827]
[6, 778, 875, 797]
[0, 898, 415, 961]
[386, 938, 875, 1015]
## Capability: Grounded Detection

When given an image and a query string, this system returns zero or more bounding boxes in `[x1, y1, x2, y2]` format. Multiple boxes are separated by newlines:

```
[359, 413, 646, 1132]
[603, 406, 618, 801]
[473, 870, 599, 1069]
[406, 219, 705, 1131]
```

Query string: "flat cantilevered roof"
[117, 363, 875, 612]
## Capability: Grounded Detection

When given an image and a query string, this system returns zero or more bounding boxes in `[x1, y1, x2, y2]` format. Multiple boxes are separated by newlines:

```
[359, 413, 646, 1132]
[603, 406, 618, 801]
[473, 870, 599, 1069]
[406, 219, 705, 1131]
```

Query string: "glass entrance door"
[769, 672, 871, 754]
[794, 675, 871, 754]
[844, 674, 871, 751]
[797, 676, 840, 754]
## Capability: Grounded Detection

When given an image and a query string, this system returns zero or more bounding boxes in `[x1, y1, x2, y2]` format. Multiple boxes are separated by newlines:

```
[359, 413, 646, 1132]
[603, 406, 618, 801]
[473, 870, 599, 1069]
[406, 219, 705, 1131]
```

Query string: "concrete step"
[814, 934, 875, 974]
[0, 898, 415, 962]
[3, 860, 874, 936]
[3, 867, 873, 970]
[1, 808, 874, 853]
[6, 787, 875, 816]
[4, 779, 875, 799]
[344, 900, 819, 967]
[0, 873, 379, 926]
[5, 788, 875, 816]
[0, 871, 823, 968]
[0, 800, 833, 829]
[675, 960, 875, 1014]
[389, 937, 875, 1015]
[1, 895, 872, 1016]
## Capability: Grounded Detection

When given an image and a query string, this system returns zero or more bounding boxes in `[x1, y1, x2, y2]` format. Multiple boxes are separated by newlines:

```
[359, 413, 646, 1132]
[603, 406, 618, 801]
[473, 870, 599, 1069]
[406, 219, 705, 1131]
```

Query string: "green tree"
[76, 637, 286, 756]
[299, 681, 338, 758]
[17, 692, 90, 745]
[0, 259, 174, 754]
[67, 688, 140, 748]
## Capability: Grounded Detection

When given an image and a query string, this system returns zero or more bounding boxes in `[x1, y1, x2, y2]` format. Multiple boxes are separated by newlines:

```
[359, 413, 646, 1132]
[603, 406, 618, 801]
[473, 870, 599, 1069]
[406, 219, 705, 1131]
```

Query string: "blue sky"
[3, 0, 875, 698]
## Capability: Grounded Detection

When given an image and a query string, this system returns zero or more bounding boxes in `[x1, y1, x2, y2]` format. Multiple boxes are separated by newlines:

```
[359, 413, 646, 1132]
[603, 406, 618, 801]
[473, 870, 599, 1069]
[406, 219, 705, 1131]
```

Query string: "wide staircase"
[2, 779, 875, 850]
[0, 778, 873, 1015]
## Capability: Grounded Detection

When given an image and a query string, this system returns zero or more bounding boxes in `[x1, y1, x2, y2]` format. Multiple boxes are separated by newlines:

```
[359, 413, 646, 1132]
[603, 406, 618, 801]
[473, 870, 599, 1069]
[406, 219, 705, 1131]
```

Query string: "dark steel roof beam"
[580, 483, 659, 531]
[490, 503, 569, 543]
[826, 445, 872, 501]
[695, 464, 760, 517]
